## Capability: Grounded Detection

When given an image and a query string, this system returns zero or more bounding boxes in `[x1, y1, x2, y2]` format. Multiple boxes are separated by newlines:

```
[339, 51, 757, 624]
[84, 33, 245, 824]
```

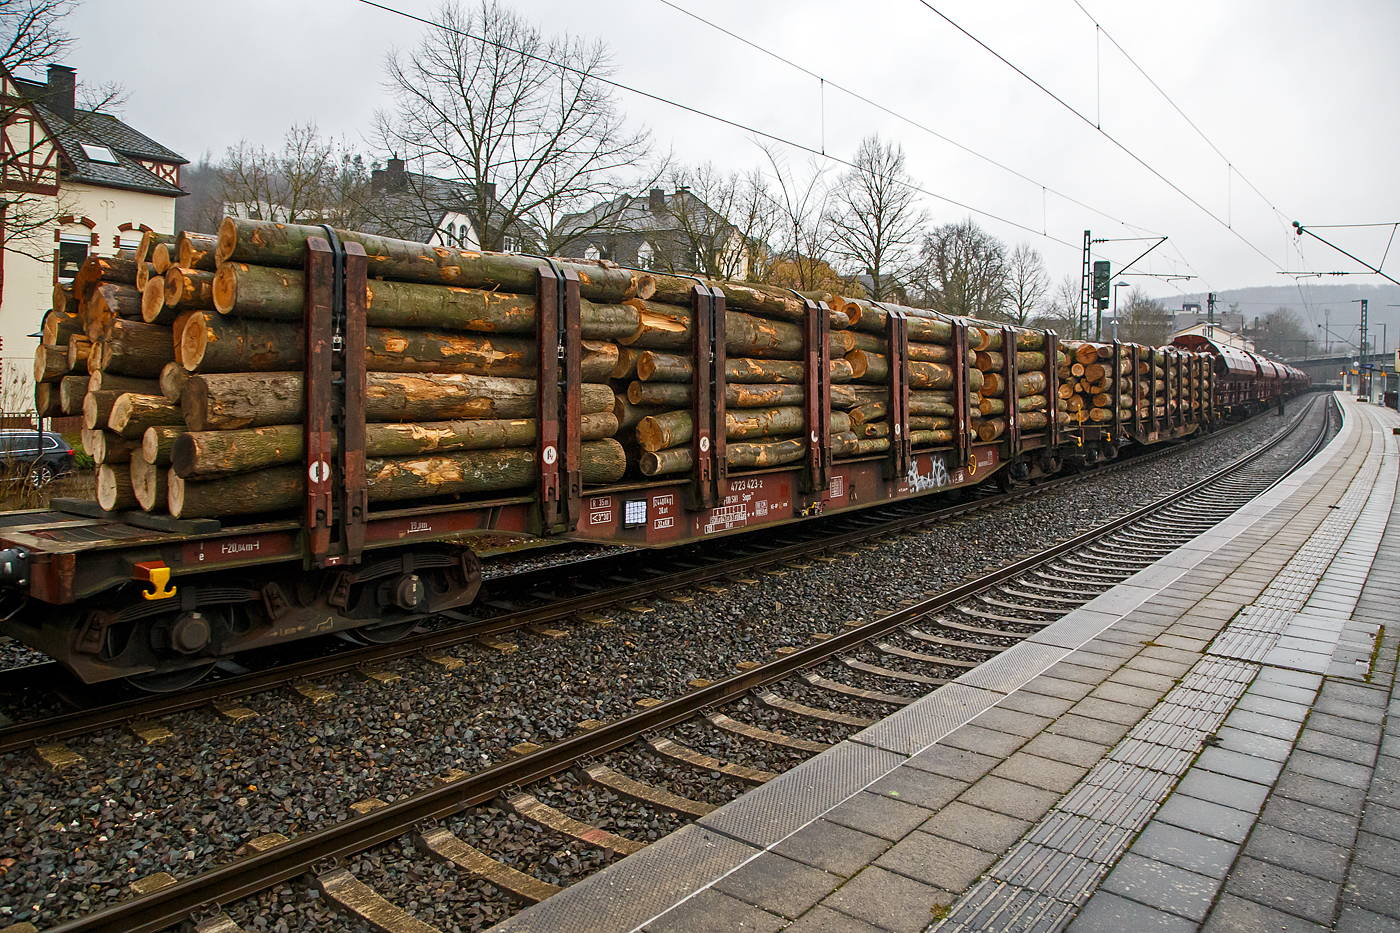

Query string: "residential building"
[362, 158, 530, 253]
[1170, 323, 1255, 352]
[0, 63, 185, 411]
[557, 188, 748, 280]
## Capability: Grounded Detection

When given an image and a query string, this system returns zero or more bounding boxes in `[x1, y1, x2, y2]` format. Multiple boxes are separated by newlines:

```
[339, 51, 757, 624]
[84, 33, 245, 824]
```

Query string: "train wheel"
[344, 617, 424, 644]
[124, 662, 217, 693]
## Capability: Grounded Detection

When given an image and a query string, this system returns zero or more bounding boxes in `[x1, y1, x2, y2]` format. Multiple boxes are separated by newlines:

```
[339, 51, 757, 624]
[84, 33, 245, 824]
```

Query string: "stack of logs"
[1057, 342, 1210, 425]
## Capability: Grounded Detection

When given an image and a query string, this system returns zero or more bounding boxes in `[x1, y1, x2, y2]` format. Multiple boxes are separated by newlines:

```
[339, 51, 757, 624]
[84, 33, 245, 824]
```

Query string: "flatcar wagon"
[0, 221, 1306, 687]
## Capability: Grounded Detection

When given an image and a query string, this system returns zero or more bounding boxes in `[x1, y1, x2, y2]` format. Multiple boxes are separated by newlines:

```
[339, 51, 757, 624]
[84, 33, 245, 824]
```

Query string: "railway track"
[0, 399, 1306, 756]
[25, 394, 1332, 933]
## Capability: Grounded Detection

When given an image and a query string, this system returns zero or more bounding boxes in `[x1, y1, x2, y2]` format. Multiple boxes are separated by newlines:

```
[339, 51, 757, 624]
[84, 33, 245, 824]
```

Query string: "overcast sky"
[56, 0, 1400, 306]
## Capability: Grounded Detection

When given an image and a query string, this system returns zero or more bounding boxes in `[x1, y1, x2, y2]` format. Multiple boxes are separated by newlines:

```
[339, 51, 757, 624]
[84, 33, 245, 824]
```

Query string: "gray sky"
[59, 0, 1400, 303]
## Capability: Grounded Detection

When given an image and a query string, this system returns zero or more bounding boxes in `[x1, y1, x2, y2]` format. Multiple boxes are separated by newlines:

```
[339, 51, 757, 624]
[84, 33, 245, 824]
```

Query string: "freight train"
[1, 221, 1309, 688]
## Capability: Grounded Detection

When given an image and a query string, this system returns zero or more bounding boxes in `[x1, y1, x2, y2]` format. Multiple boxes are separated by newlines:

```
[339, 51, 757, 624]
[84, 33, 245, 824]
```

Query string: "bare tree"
[909, 218, 1008, 319]
[826, 135, 925, 301]
[375, 0, 652, 253]
[216, 123, 369, 227]
[1004, 242, 1048, 326]
[1118, 288, 1171, 345]
[757, 142, 836, 291]
[1029, 272, 1083, 336]
[0, 0, 121, 303]
[1251, 306, 1308, 358]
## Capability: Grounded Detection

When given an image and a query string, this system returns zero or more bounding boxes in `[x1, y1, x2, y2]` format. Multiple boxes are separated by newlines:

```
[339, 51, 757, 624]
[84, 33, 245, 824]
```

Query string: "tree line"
[177, 0, 1178, 341]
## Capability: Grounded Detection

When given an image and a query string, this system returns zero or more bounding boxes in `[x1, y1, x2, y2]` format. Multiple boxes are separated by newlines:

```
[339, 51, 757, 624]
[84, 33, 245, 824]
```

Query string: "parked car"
[0, 430, 77, 487]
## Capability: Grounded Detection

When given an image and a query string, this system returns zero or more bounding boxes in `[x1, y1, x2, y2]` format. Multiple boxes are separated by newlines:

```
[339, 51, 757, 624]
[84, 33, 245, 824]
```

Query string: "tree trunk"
[168, 464, 305, 519]
[1020, 411, 1049, 431]
[35, 383, 60, 417]
[980, 397, 1005, 416]
[84, 429, 135, 464]
[974, 350, 1003, 372]
[216, 217, 651, 303]
[612, 347, 641, 380]
[58, 375, 87, 414]
[42, 309, 81, 346]
[364, 439, 626, 503]
[99, 319, 175, 378]
[639, 436, 807, 476]
[908, 415, 951, 430]
[845, 351, 955, 389]
[857, 421, 889, 438]
[151, 242, 176, 274]
[141, 278, 175, 325]
[96, 464, 137, 511]
[108, 393, 184, 438]
[89, 371, 159, 395]
[179, 312, 303, 373]
[909, 392, 955, 417]
[183, 372, 613, 430]
[909, 342, 952, 363]
[84, 284, 142, 340]
[160, 362, 190, 402]
[34, 344, 68, 383]
[850, 401, 887, 424]
[1017, 371, 1047, 397]
[65, 335, 90, 373]
[83, 390, 122, 431]
[619, 300, 844, 358]
[142, 425, 185, 466]
[1019, 394, 1048, 412]
[627, 381, 810, 409]
[165, 267, 216, 310]
[177, 231, 218, 271]
[977, 418, 1006, 441]
[614, 394, 662, 431]
[131, 455, 168, 512]
[635, 407, 845, 452]
[846, 299, 953, 343]
[910, 429, 954, 445]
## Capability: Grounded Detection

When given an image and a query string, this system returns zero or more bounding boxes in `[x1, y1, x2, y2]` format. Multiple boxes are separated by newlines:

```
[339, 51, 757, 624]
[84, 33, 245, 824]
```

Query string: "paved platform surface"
[495, 393, 1400, 933]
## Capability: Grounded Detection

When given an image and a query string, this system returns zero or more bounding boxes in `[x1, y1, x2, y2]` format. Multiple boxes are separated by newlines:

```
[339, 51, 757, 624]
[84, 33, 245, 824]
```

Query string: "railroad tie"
[194, 913, 248, 933]
[503, 793, 646, 855]
[801, 671, 913, 707]
[578, 764, 716, 819]
[875, 641, 980, 669]
[644, 736, 779, 784]
[316, 867, 446, 932]
[840, 657, 947, 687]
[416, 827, 562, 903]
[754, 690, 876, 728]
[704, 712, 831, 753]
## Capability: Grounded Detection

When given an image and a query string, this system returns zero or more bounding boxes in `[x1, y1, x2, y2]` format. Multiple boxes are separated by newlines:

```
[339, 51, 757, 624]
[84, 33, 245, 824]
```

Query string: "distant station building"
[0, 63, 186, 412]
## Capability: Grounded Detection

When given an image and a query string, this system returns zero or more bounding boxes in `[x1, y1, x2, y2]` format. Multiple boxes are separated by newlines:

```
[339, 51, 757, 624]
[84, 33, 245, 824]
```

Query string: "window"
[79, 143, 118, 164]
[57, 239, 88, 283]
[637, 241, 654, 268]
[117, 234, 142, 250]
[502, 235, 519, 253]
[584, 245, 600, 261]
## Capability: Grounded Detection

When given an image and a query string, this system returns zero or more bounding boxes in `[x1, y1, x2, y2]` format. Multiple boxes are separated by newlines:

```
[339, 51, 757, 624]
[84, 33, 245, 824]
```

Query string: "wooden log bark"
[908, 415, 952, 431]
[844, 351, 955, 389]
[619, 300, 845, 358]
[179, 313, 303, 373]
[1020, 411, 1049, 431]
[626, 381, 810, 409]
[88, 430, 140, 465]
[849, 401, 887, 425]
[363, 439, 626, 504]
[980, 397, 1005, 416]
[97, 464, 138, 512]
[168, 464, 305, 519]
[614, 394, 662, 431]
[58, 375, 87, 414]
[34, 344, 68, 383]
[165, 267, 216, 310]
[88, 371, 159, 396]
[35, 383, 60, 417]
[142, 425, 185, 466]
[976, 418, 1006, 442]
[83, 390, 122, 431]
[846, 299, 952, 343]
[216, 218, 652, 303]
[612, 348, 641, 380]
[42, 309, 81, 346]
[141, 278, 175, 325]
[66, 335, 90, 373]
[109, 393, 183, 438]
[171, 413, 620, 481]
[1018, 394, 1049, 412]
[635, 408, 848, 452]
[909, 429, 954, 446]
[183, 372, 613, 430]
[644, 275, 850, 327]
[160, 362, 190, 402]
[909, 392, 956, 417]
[84, 284, 142, 339]
[177, 231, 218, 271]
[909, 342, 952, 363]
[99, 319, 175, 377]
[131, 456, 168, 512]
[639, 437, 807, 476]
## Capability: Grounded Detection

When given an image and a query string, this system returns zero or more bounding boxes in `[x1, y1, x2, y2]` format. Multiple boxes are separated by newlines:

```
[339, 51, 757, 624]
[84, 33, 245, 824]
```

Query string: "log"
[1020, 411, 1049, 431]
[168, 464, 304, 519]
[849, 401, 887, 425]
[35, 383, 60, 417]
[42, 309, 81, 346]
[612, 347, 641, 380]
[626, 381, 810, 409]
[216, 218, 652, 303]
[172, 414, 621, 481]
[635, 408, 848, 452]
[179, 313, 303, 373]
[87, 429, 141, 465]
[856, 421, 889, 439]
[969, 368, 984, 395]
[85, 283, 142, 339]
[97, 464, 137, 512]
[89, 371, 159, 395]
[844, 351, 955, 389]
[977, 418, 1006, 442]
[614, 394, 662, 431]
[639, 437, 806, 476]
[99, 319, 175, 377]
[164, 267, 216, 310]
[136, 260, 152, 291]
[974, 350, 1003, 372]
[58, 375, 87, 414]
[619, 300, 845, 358]
[34, 344, 68, 383]
[177, 231, 218, 271]
[908, 342, 952, 363]
[981, 372, 1003, 397]
[645, 275, 850, 327]
[152, 242, 176, 274]
[909, 393, 955, 417]
[908, 416, 952, 431]
[1018, 394, 1048, 412]
[846, 300, 952, 343]
[980, 397, 1005, 416]
[183, 372, 614, 430]
[67, 335, 91, 373]
[141, 278, 175, 325]
[1016, 372, 1047, 397]
[160, 362, 190, 402]
[109, 393, 183, 438]
[83, 390, 122, 431]
[131, 455, 168, 512]
[142, 425, 185, 466]
[51, 286, 80, 317]
[909, 429, 954, 446]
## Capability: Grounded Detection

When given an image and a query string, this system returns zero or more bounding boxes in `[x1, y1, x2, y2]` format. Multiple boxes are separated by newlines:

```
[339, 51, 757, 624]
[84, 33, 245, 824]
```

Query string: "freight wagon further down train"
[2, 219, 1309, 687]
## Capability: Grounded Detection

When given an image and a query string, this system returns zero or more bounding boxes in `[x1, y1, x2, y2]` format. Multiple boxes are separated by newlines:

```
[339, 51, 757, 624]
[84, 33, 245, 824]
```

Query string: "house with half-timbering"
[0, 63, 185, 410]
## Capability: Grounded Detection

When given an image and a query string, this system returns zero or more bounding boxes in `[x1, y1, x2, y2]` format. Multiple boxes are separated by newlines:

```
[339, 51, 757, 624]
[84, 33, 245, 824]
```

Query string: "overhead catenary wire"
[911, 0, 1287, 275]
[653, 0, 1159, 239]
[354, 0, 1097, 252]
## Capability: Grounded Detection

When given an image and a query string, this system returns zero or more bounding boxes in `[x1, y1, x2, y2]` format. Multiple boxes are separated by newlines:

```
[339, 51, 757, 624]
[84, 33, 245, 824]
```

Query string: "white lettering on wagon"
[221, 541, 260, 555]
[906, 456, 951, 493]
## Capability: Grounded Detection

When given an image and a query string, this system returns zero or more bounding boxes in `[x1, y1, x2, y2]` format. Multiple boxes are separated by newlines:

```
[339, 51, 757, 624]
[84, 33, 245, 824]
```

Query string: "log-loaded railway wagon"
[1170, 334, 1308, 417]
[4, 220, 1308, 688]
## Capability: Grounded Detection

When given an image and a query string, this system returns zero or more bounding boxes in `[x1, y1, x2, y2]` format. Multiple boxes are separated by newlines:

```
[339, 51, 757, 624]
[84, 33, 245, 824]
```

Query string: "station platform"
[496, 392, 1400, 933]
